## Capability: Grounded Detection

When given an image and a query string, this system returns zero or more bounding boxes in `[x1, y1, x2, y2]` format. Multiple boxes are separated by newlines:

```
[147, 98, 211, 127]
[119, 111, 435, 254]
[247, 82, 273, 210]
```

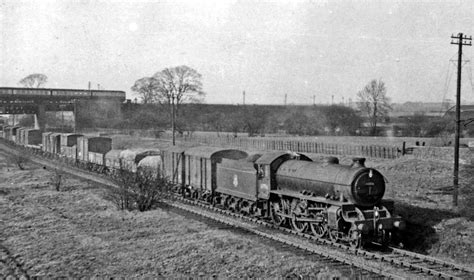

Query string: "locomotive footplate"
[353, 216, 405, 234]
[330, 205, 405, 234]
[352, 207, 405, 234]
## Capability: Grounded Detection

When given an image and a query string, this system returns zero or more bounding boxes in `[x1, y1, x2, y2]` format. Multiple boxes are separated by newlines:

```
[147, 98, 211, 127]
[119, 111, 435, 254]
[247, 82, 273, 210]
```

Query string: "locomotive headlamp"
[374, 207, 379, 218]
[369, 169, 373, 178]
[378, 224, 383, 230]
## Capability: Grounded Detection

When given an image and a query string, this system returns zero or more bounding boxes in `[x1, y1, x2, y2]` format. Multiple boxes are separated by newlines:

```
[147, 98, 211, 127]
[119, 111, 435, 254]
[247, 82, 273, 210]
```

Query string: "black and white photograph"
[1, 0, 473, 278]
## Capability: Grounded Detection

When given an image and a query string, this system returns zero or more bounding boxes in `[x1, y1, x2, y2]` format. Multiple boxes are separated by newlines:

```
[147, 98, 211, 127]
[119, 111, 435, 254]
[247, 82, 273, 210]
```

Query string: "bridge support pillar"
[36, 104, 46, 131]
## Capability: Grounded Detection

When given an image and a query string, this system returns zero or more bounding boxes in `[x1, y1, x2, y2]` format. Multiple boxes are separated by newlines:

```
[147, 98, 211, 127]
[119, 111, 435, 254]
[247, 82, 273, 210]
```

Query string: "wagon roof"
[255, 151, 312, 165]
[42, 132, 53, 136]
[49, 132, 62, 136]
[105, 149, 123, 158]
[62, 133, 83, 137]
[138, 155, 162, 166]
[119, 149, 152, 162]
[136, 149, 161, 156]
[118, 148, 160, 155]
[184, 146, 248, 160]
[25, 128, 40, 132]
[87, 136, 112, 141]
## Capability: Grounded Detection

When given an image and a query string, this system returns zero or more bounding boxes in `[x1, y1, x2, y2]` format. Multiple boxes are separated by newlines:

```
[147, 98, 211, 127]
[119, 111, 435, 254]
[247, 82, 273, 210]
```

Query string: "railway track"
[173, 194, 473, 279]
[382, 247, 474, 279]
[2, 140, 473, 279]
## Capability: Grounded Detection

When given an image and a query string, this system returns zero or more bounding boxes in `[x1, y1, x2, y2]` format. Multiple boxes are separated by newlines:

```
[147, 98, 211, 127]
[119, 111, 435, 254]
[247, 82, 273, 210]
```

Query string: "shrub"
[51, 168, 64, 191]
[107, 168, 171, 211]
[9, 152, 29, 170]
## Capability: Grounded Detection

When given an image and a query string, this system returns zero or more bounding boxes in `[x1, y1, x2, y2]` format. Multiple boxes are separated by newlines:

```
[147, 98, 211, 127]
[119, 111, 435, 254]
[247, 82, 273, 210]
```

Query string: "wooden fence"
[182, 135, 402, 159]
[77, 128, 403, 159]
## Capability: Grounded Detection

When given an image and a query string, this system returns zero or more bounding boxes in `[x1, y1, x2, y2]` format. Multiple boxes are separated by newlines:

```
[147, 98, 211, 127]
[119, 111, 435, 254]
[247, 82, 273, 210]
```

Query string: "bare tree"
[152, 65, 204, 106]
[131, 77, 158, 104]
[19, 73, 48, 88]
[357, 79, 392, 136]
[152, 65, 205, 144]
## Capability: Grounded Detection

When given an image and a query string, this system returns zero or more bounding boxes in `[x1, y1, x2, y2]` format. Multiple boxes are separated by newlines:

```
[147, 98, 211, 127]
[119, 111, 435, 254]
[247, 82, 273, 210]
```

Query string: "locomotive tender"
[2, 128, 404, 248]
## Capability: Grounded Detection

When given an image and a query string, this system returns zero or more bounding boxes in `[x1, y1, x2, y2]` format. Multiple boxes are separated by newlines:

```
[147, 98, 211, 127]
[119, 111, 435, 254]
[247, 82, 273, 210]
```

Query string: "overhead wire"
[439, 53, 456, 115]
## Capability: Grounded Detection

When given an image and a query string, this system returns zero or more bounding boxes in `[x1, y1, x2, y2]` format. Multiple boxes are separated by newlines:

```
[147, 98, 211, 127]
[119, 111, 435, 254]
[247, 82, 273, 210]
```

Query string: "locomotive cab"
[254, 151, 312, 199]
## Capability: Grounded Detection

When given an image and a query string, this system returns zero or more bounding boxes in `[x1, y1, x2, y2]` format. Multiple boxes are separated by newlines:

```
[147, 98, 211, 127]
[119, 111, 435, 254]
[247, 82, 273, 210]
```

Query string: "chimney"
[325, 157, 339, 164]
[352, 158, 366, 168]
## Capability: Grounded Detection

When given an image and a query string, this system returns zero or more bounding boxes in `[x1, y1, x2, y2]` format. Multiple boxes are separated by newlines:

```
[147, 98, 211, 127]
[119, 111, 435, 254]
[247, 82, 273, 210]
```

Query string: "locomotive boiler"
[275, 157, 385, 207]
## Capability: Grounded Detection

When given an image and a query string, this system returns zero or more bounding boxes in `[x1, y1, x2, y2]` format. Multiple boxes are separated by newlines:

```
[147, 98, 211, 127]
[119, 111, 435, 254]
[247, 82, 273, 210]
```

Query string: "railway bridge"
[0, 87, 126, 130]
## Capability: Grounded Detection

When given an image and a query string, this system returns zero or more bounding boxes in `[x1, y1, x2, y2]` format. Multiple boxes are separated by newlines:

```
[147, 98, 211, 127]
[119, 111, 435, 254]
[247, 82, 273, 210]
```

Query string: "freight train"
[1, 126, 404, 248]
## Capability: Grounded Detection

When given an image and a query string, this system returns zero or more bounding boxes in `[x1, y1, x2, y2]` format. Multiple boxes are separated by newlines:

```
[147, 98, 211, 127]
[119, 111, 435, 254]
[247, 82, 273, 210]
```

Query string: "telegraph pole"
[450, 32, 472, 207]
[243, 91, 245, 105]
[171, 94, 176, 146]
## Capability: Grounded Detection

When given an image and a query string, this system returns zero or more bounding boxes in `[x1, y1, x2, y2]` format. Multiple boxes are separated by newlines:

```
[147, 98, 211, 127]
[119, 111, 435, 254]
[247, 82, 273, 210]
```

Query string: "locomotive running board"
[273, 211, 322, 223]
[271, 189, 351, 206]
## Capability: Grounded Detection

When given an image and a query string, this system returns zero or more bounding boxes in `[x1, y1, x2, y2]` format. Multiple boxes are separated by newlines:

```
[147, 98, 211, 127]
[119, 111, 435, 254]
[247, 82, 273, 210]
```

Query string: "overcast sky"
[1, 0, 473, 105]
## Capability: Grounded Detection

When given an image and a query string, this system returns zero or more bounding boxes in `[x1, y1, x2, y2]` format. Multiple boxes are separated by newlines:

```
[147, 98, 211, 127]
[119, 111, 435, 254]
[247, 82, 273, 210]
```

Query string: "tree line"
[119, 103, 364, 136]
